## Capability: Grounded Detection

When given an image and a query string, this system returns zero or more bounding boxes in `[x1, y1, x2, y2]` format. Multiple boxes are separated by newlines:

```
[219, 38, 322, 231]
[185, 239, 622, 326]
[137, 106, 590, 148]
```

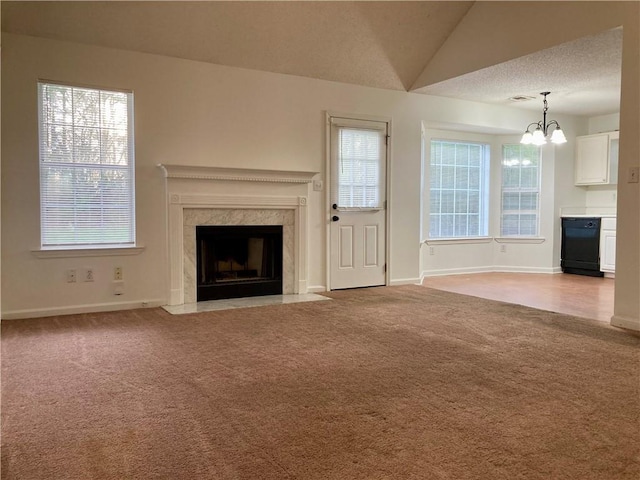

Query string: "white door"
[329, 117, 388, 290]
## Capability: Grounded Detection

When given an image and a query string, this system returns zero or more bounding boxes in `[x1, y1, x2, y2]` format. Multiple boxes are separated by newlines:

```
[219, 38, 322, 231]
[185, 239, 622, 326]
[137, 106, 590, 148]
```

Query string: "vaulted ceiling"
[1, 1, 623, 117]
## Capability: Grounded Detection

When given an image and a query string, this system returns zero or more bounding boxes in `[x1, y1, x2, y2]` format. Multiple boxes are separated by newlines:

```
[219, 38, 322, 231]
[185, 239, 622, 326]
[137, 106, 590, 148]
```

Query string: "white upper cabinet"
[575, 131, 619, 185]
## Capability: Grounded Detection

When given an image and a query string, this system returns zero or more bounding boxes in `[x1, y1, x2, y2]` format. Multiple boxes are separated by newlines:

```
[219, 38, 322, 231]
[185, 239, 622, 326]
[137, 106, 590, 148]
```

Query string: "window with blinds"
[336, 128, 384, 209]
[501, 144, 540, 237]
[38, 82, 135, 248]
[429, 140, 490, 238]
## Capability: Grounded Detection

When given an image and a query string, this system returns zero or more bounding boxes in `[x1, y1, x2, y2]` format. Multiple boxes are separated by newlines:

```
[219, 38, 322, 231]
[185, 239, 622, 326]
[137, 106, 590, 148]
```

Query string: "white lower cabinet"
[600, 218, 616, 274]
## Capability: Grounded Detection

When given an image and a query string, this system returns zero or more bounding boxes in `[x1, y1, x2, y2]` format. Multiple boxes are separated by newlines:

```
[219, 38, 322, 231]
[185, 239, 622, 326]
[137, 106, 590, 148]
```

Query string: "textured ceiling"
[1, 1, 622, 117]
[415, 28, 622, 117]
[0, 1, 473, 91]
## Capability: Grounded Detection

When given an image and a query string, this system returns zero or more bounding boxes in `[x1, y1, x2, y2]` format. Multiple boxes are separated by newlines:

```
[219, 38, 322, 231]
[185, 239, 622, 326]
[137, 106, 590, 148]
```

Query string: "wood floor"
[421, 272, 615, 323]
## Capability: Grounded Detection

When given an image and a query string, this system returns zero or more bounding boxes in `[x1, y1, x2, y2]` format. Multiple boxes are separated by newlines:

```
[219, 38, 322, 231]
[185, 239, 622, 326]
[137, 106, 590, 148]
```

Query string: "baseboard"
[307, 285, 328, 293]
[421, 267, 494, 279]
[492, 266, 561, 274]
[2, 298, 166, 320]
[421, 266, 561, 280]
[314, 280, 421, 290]
[610, 315, 640, 332]
[389, 277, 423, 286]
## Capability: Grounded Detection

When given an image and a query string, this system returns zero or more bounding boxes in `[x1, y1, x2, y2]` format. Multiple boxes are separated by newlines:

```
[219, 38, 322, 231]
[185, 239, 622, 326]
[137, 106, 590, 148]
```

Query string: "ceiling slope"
[2, 1, 632, 116]
[412, 1, 628, 91]
[415, 28, 622, 117]
[410, 1, 633, 116]
[1, 1, 472, 91]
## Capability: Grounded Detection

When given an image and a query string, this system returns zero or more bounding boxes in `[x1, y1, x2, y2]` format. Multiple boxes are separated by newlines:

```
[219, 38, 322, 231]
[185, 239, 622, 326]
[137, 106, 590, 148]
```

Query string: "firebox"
[196, 225, 283, 301]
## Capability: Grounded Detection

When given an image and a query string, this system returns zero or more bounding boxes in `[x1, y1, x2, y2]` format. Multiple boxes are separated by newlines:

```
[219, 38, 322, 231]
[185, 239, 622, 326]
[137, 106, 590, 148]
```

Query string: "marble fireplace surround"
[159, 165, 316, 306]
[183, 209, 293, 303]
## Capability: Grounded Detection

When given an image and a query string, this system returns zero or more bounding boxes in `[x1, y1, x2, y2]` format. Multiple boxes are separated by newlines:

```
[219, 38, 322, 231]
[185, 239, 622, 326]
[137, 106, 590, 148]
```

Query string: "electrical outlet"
[83, 268, 94, 282]
[500, 244, 507, 253]
[113, 281, 125, 296]
[114, 267, 123, 281]
[628, 167, 639, 183]
[67, 269, 77, 283]
[429, 246, 435, 256]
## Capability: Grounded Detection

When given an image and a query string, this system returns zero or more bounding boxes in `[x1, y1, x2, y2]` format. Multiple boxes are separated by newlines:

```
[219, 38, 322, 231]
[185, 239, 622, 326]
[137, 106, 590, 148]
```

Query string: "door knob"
[332, 215, 340, 222]
[332, 203, 338, 210]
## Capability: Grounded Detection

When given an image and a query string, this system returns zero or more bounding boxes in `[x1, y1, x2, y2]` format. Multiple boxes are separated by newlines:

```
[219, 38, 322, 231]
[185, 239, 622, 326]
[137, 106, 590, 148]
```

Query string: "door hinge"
[384, 263, 387, 273]
[385, 135, 390, 145]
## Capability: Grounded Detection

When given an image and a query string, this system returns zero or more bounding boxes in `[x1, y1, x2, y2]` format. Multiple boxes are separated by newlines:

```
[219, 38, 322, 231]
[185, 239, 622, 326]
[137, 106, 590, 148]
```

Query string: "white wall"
[1, 31, 637, 328]
[2, 32, 556, 317]
[420, 124, 586, 278]
[588, 113, 620, 134]
[412, 1, 640, 330]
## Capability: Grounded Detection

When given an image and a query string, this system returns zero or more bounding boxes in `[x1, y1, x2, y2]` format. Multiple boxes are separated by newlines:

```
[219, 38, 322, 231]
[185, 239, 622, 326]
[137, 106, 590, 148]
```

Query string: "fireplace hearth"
[196, 225, 283, 301]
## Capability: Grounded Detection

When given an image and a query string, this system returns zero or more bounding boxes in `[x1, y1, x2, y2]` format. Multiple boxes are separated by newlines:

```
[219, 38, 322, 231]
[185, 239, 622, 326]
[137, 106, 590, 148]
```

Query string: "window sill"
[31, 246, 145, 259]
[424, 237, 493, 245]
[494, 237, 546, 244]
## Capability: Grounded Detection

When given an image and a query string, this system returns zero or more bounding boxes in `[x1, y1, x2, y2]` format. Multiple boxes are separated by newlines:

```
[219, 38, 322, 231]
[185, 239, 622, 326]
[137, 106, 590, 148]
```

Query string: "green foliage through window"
[39, 82, 135, 247]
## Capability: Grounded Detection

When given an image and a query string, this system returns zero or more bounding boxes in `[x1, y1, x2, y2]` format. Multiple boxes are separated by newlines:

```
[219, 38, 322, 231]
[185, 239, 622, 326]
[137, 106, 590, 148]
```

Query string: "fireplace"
[196, 225, 283, 301]
[158, 164, 317, 306]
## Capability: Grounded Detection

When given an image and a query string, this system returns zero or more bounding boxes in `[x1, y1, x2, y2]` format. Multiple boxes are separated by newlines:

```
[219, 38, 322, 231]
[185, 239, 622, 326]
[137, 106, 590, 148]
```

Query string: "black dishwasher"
[561, 217, 604, 277]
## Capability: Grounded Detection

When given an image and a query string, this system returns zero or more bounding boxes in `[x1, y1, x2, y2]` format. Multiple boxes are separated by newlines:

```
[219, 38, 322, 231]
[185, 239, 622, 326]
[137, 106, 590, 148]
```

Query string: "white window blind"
[429, 140, 489, 238]
[38, 82, 135, 248]
[501, 144, 540, 236]
[337, 128, 383, 209]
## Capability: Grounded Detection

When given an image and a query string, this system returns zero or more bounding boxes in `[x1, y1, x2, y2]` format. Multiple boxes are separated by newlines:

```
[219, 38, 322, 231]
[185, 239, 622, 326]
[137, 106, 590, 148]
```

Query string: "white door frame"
[324, 111, 392, 291]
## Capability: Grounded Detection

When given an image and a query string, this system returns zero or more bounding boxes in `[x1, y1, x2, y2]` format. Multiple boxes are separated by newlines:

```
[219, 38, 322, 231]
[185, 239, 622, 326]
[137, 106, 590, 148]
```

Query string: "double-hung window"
[429, 140, 490, 238]
[38, 82, 135, 248]
[501, 144, 540, 237]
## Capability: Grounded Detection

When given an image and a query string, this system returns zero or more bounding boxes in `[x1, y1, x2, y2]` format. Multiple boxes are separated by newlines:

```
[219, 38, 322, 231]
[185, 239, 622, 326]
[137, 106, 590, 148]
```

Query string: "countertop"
[560, 207, 616, 218]
[560, 214, 616, 218]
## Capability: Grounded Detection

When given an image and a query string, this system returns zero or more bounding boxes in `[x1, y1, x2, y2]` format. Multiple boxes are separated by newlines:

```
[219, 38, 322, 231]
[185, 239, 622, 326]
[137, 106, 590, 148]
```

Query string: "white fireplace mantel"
[159, 164, 318, 306]
[158, 164, 318, 184]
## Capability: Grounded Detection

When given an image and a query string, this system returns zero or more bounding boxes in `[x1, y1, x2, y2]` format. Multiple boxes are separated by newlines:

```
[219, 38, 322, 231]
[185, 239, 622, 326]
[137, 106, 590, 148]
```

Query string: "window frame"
[500, 143, 541, 238]
[329, 117, 387, 212]
[37, 80, 137, 251]
[427, 138, 491, 240]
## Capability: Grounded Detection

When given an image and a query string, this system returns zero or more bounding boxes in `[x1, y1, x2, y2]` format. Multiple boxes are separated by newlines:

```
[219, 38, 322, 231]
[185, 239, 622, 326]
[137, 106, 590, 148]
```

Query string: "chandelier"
[520, 92, 567, 145]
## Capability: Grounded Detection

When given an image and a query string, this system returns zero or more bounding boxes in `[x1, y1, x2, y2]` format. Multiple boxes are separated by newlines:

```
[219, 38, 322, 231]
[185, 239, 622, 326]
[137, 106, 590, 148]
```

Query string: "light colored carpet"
[2, 285, 639, 479]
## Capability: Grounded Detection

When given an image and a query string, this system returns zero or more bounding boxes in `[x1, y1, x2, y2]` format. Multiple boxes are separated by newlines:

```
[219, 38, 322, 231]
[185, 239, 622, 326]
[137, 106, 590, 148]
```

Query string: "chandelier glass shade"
[520, 92, 567, 146]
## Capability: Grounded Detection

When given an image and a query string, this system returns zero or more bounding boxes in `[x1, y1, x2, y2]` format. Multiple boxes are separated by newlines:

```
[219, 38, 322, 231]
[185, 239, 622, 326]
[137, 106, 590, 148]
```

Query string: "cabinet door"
[600, 230, 616, 273]
[575, 134, 609, 185]
[608, 132, 619, 184]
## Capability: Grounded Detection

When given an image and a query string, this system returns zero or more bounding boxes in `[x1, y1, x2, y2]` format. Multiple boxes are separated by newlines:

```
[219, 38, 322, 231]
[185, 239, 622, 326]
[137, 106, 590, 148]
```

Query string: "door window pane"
[336, 128, 384, 208]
